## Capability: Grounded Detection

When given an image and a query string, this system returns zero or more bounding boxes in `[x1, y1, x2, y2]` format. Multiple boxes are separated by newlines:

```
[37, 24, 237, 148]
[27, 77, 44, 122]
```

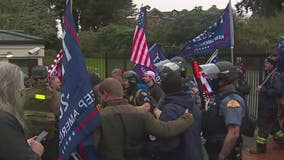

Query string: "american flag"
[47, 49, 63, 81]
[130, 7, 152, 68]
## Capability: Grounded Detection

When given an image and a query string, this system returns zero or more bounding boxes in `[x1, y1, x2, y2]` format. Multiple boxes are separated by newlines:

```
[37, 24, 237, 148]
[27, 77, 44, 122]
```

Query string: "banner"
[59, 0, 100, 159]
[133, 43, 167, 83]
[149, 43, 167, 64]
[177, 2, 234, 57]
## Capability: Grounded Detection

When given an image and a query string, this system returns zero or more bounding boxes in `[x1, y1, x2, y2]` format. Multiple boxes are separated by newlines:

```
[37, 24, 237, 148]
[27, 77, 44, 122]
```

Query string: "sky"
[132, 0, 241, 11]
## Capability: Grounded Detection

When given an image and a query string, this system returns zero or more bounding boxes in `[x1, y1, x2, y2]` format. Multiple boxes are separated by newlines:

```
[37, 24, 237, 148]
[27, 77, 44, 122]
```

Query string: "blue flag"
[277, 37, 284, 72]
[133, 43, 166, 83]
[59, 0, 100, 160]
[206, 50, 219, 64]
[149, 43, 167, 64]
[177, 2, 234, 57]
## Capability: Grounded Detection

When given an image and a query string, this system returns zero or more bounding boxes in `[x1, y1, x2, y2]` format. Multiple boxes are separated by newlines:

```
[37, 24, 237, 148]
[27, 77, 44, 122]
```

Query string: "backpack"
[135, 89, 156, 112]
[23, 85, 59, 140]
[234, 76, 250, 96]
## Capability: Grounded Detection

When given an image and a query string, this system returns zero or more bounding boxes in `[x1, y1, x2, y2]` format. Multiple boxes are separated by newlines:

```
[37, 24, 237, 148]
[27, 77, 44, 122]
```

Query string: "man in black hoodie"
[145, 62, 203, 160]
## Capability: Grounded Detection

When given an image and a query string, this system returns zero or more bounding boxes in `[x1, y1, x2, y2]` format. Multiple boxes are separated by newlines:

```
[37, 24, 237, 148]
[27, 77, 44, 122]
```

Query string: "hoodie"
[146, 91, 203, 160]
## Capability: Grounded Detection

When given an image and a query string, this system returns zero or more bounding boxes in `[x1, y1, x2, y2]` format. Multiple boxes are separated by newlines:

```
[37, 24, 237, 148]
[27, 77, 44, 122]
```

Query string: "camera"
[28, 47, 40, 55]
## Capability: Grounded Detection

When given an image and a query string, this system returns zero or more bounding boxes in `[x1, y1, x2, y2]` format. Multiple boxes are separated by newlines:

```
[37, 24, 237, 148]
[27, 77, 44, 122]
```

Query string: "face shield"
[199, 63, 221, 79]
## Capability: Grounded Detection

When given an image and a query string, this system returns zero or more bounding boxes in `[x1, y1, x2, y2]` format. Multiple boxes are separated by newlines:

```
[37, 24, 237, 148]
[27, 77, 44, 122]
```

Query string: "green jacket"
[0, 110, 41, 160]
[22, 81, 59, 114]
[22, 81, 59, 141]
[94, 99, 194, 160]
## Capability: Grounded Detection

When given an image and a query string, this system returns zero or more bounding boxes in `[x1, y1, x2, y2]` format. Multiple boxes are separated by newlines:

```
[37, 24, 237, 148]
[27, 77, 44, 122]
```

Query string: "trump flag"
[59, 0, 100, 159]
[177, 2, 234, 57]
[133, 43, 167, 83]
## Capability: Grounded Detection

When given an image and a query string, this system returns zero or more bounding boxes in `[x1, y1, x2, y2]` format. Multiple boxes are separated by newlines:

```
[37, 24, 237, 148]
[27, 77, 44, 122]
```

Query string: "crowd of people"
[1, 54, 284, 160]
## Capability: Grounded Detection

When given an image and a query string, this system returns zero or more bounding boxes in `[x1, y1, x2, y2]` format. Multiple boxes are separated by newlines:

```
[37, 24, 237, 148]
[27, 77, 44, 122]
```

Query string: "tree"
[73, 0, 136, 30]
[92, 24, 133, 57]
[236, 0, 283, 17]
[0, 0, 60, 49]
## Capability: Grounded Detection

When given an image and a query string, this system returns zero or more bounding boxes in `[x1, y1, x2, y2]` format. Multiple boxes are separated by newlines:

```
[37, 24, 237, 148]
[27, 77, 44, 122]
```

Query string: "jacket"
[146, 91, 203, 160]
[0, 110, 41, 160]
[93, 99, 194, 160]
[259, 71, 282, 109]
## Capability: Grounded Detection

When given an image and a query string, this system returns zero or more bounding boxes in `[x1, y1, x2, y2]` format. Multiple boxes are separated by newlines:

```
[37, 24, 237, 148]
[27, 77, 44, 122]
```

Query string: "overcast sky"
[132, 0, 241, 11]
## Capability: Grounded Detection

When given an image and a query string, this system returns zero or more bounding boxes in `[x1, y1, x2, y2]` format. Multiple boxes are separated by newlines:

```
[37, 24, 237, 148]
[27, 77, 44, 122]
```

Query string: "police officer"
[200, 61, 246, 160]
[22, 65, 60, 160]
[122, 70, 152, 111]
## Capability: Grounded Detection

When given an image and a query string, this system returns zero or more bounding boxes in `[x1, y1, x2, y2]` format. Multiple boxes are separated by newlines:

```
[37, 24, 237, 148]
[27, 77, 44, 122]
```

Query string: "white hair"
[0, 61, 24, 125]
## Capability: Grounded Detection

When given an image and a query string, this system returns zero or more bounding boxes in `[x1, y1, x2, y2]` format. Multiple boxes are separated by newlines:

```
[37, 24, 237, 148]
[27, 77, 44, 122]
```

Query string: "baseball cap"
[144, 70, 155, 80]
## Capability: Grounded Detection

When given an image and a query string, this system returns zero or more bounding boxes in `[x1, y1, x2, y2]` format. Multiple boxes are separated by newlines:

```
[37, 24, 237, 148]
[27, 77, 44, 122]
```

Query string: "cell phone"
[35, 130, 48, 142]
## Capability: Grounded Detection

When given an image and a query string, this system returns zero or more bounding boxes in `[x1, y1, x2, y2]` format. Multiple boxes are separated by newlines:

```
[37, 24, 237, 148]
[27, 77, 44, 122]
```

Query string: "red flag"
[130, 7, 152, 68]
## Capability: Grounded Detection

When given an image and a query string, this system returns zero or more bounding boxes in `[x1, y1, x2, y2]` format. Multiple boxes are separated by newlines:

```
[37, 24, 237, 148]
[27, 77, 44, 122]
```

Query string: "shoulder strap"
[135, 89, 143, 99]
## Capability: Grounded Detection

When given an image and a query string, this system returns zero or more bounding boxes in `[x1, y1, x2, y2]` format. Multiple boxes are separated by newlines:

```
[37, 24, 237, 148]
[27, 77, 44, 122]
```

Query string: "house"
[0, 30, 45, 76]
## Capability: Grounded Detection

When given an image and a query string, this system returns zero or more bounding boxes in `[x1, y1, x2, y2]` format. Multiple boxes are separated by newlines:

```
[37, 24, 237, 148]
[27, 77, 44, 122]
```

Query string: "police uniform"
[203, 89, 245, 160]
[200, 61, 246, 160]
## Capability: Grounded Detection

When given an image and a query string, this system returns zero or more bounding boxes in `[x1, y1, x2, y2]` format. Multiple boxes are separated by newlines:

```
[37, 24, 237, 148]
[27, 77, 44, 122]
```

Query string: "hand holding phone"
[35, 130, 48, 142]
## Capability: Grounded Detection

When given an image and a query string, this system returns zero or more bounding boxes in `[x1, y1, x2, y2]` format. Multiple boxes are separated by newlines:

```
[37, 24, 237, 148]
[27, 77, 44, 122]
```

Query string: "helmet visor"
[199, 63, 220, 79]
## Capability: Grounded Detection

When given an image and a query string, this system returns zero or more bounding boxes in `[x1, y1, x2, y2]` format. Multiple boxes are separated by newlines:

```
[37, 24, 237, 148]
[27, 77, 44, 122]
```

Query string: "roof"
[0, 30, 44, 44]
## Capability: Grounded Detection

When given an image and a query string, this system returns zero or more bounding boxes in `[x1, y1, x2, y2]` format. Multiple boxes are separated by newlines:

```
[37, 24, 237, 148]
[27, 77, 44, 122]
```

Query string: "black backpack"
[234, 75, 250, 96]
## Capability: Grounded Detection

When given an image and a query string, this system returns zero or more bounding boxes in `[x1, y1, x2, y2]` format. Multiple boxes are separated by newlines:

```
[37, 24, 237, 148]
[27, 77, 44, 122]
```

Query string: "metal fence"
[246, 70, 261, 118]
[86, 54, 271, 118]
[85, 57, 132, 79]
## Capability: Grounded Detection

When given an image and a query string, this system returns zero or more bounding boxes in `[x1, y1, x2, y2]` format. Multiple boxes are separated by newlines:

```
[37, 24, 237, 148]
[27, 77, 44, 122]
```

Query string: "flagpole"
[231, 46, 234, 64]
[229, 0, 234, 64]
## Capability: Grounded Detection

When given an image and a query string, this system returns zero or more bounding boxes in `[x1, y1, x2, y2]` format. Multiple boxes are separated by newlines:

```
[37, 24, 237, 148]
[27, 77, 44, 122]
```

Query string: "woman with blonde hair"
[0, 61, 44, 160]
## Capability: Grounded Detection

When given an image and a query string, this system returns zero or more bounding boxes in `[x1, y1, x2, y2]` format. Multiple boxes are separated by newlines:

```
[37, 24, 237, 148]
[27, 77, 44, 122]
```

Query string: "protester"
[49, 76, 61, 91]
[111, 68, 124, 85]
[0, 61, 44, 160]
[89, 72, 103, 110]
[250, 55, 284, 153]
[200, 61, 246, 160]
[145, 62, 203, 160]
[93, 77, 195, 160]
[22, 65, 59, 160]
[142, 70, 164, 104]
[122, 70, 152, 111]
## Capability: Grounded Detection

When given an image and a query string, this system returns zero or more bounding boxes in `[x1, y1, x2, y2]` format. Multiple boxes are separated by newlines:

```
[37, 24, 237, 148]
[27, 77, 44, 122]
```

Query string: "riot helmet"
[31, 65, 48, 80]
[170, 56, 187, 78]
[122, 70, 138, 84]
[158, 62, 183, 94]
[199, 61, 237, 90]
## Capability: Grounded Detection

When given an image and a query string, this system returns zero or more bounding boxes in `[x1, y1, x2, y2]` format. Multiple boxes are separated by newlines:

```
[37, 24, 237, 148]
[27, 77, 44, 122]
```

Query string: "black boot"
[273, 130, 284, 149]
[249, 143, 266, 154]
